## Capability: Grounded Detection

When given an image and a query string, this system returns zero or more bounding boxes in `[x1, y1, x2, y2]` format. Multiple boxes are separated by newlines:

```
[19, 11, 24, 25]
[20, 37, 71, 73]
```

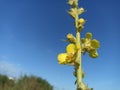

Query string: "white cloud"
[0, 60, 22, 77]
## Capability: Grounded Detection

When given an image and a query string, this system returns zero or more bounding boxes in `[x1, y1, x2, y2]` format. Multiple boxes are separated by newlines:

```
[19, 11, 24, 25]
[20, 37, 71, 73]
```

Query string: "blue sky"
[0, 0, 119, 90]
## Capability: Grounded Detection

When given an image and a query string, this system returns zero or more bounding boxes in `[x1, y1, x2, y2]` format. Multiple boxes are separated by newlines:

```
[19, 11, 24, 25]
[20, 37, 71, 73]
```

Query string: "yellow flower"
[81, 32, 100, 58]
[57, 53, 74, 64]
[66, 44, 76, 63]
[57, 53, 67, 64]
[66, 44, 76, 54]
[57, 44, 77, 65]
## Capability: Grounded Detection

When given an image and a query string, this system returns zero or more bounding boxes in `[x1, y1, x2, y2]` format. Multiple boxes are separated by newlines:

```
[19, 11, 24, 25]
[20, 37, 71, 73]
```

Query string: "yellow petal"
[66, 44, 76, 54]
[57, 53, 67, 64]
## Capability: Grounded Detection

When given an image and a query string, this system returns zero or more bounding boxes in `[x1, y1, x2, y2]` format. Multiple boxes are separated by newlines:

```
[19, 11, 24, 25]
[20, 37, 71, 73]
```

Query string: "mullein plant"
[57, 0, 100, 90]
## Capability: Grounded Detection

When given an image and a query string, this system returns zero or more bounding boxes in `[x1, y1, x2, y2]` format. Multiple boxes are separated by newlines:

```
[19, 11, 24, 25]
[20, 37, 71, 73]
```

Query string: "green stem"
[76, 32, 83, 90]
[74, 5, 89, 89]
[74, 9, 83, 89]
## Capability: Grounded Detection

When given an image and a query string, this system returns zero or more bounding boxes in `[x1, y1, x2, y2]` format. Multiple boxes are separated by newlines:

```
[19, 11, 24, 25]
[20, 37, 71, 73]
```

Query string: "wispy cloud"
[0, 60, 22, 77]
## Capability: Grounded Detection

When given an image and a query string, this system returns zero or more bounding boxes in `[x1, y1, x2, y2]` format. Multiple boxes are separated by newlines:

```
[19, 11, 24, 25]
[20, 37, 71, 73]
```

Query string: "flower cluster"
[68, 0, 85, 33]
[57, 32, 100, 64]
[81, 32, 100, 58]
[58, 32, 81, 65]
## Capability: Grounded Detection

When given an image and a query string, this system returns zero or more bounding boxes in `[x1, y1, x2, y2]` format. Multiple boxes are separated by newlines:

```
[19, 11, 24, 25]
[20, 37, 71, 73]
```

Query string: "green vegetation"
[0, 74, 53, 90]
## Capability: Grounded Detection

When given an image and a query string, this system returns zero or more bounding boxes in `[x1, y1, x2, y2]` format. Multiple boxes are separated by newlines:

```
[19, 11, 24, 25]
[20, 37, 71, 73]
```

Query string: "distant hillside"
[0, 74, 53, 90]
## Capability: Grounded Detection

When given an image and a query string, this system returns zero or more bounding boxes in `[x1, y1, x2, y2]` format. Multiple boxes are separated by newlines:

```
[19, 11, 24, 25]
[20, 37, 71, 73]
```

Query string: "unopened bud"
[89, 50, 98, 58]
[78, 18, 85, 25]
[66, 33, 76, 43]
[77, 7, 85, 15]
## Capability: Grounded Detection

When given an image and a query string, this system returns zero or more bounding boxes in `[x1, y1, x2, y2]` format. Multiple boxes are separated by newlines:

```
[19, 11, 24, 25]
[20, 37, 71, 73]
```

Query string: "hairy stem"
[74, 8, 83, 89]
[76, 32, 83, 90]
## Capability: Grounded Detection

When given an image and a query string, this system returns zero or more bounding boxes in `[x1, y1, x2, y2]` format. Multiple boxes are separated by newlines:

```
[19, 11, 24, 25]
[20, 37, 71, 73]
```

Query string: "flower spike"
[81, 32, 100, 58]
[57, 0, 100, 89]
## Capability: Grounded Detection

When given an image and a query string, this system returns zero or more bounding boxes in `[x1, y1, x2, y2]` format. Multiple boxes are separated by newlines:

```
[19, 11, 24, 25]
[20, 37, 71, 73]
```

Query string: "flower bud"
[66, 44, 76, 54]
[77, 8, 85, 15]
[67, 33, 76, 43]
[91, 39, 100, 49]
[78, 18, 85, 25]
[86, 32, 92, 39]
[89, 51, 98, 58]
[68, 0, 78, 7]
[68, 8, 77, 18]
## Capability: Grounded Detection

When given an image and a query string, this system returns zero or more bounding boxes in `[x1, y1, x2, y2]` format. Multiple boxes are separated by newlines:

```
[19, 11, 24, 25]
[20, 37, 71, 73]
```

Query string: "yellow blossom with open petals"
[57, 52, 75, 64]
[57, 44, 77, 65]
[66, 44, 76, 54]
[57, 53, 67, 64]
[66, 44, 77, 63]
